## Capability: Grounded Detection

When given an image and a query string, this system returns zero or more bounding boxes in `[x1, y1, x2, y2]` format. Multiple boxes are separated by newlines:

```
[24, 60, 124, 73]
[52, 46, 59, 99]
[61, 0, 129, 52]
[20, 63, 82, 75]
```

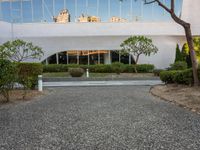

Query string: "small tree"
[0, 59, 17, 102]
[174, 44, 184, 62]
[0, 39, 44, 62]
[120, 36, 158, 72]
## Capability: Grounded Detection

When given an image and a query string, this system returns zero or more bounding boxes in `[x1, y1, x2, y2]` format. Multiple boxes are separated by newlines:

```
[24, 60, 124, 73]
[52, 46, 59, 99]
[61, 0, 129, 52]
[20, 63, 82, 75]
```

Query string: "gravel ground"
[0, 86, 200, 150]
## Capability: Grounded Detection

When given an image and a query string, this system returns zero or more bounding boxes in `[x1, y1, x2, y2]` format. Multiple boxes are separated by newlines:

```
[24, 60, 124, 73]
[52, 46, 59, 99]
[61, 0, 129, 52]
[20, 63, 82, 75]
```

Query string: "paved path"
[1, 86, 200, 149]
[43, 80, 162, 87]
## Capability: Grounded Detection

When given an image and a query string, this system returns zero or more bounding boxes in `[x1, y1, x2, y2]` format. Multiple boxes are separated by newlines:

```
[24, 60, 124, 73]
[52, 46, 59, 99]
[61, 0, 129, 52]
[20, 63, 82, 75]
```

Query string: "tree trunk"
[184, 26, 199, 86]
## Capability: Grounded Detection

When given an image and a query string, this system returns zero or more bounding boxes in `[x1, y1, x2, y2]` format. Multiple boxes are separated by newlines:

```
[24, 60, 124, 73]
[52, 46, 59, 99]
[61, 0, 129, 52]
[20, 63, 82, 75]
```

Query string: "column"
[119, 52, 121, 63]
[129, 54, 131, 65]
[45, 58, 49, 65]
[98, 50, 100, 64]
[56, 53, 59, 64]
[77, 51, 79, 65]
[88, 50, 90, 65]
[104, 51, 111, 64]
[66, 52, 69, 64]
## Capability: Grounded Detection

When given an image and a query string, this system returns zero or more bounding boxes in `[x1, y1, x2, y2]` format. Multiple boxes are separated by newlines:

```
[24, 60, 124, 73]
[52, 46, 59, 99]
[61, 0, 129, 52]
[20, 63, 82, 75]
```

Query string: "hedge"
[160, 68, 200, 85]
[43, 64, 154, 73]
[17, 63, 43, 89]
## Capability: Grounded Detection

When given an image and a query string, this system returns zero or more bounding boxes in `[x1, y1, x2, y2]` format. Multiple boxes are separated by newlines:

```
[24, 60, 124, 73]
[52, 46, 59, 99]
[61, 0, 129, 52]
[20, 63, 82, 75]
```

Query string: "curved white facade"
[0, 0, 200, 68]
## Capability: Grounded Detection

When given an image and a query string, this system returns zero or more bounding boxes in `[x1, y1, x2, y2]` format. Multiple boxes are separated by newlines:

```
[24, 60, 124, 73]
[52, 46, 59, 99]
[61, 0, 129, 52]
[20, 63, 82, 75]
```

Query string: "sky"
[0, 0, 183, 23]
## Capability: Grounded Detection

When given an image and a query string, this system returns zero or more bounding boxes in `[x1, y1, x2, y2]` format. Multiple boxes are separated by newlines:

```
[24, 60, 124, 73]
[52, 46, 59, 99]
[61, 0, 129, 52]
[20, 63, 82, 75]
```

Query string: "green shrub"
[135, 64, 155, 73]
[93, 64, 112, 73]
[68, 68, 84, 77]
[153, 69, 164, 76]
[17, 63, 43, 90]
[169, 61, 188, 70]
[0, 59, 17, 102]
[173, 69, 193, 85]
[43, 64, 68, 72]
[111, 62, 125, 74]
[43, 64, 155, 73]
[160, 70, 177, 84]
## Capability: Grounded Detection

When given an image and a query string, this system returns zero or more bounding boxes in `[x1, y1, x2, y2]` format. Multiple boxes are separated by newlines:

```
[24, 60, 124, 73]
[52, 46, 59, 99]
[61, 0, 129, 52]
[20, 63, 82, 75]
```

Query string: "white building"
[0, 0, 200, 68]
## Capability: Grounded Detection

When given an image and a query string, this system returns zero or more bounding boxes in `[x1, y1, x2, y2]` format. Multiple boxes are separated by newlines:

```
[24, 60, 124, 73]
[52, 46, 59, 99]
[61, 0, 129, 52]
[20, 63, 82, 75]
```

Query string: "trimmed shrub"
[93, 64, 112, 73]
[43, 64, 155, 73]
[111, 62, 125, 74]
[43, 64, 68, 72]
[135, 64, 155, 73]
[17, 63, 43, 89]
[160, 70, 177, 84]
[0, 59, 17, 102]
[174, 69, 193, 85]
[169, 61, 188, 70]
[69, 68, 84, 77]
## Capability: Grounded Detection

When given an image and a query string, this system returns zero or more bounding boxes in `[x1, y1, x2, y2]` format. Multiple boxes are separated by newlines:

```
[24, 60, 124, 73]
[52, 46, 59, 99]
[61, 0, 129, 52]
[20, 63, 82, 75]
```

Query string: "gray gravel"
[0, 86, 200, 150]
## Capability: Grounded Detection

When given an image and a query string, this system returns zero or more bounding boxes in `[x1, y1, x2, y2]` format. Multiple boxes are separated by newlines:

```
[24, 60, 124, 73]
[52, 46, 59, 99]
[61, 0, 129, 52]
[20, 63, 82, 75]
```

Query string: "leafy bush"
[17, 63, 43, 90]
[169, 61, 188, 70]
[135, 64, 154, 73]
[68, 68, 84, 77]
[153, 69, 164, 76]
[111, 62, 125, 74]
[0, 59, 17, 102]
[173, 69, 193, 85]
[93, 65, 112, 73]
[43, 64, 155, 73]
[160, 70, 177, 84]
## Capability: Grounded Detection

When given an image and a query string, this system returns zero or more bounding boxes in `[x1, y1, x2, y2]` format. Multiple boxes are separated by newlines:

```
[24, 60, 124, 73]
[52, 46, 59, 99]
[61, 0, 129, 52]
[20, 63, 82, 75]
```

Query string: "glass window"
[33, 0, 43, 22]
[2, 2, 11, 22]
[22, 1, 32, 23]
[66, 0, 75, 22]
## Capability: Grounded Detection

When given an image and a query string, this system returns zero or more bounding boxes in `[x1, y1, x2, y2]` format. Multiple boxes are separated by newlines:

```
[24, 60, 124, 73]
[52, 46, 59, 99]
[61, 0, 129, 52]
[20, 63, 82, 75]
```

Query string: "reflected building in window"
[109, 16, 128, 23]
[53, 9, 70, 23]
[78, 14, 101, 23]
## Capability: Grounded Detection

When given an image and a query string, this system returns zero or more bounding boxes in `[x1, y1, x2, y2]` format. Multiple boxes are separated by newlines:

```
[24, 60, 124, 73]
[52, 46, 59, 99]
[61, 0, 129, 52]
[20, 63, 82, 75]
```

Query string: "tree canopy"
[0, 39, 44, 62]
[120, 36, 158, 64]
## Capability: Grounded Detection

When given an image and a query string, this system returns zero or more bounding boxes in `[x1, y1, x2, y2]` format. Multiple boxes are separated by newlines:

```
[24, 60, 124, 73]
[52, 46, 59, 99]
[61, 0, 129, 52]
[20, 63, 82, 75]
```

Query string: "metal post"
[64, 0, 66, 9]
[31, 0, 34, 22]
[119, 1, 122, 19]
[86, 0, 88, 15]
[53, 0, 55, 16]
[97, 0, 99, 16]
[141, 0, 143, 20]
[130, 0, 133, 21]
[108, 0, 111, 19]
[56, 53, 59, 64]
[10, 0, 14, 40]
[75, 0, 77, 22]
[42, 0, 44, 22]
[20, 0, 23, 23]
[38, 75, 43, 92]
